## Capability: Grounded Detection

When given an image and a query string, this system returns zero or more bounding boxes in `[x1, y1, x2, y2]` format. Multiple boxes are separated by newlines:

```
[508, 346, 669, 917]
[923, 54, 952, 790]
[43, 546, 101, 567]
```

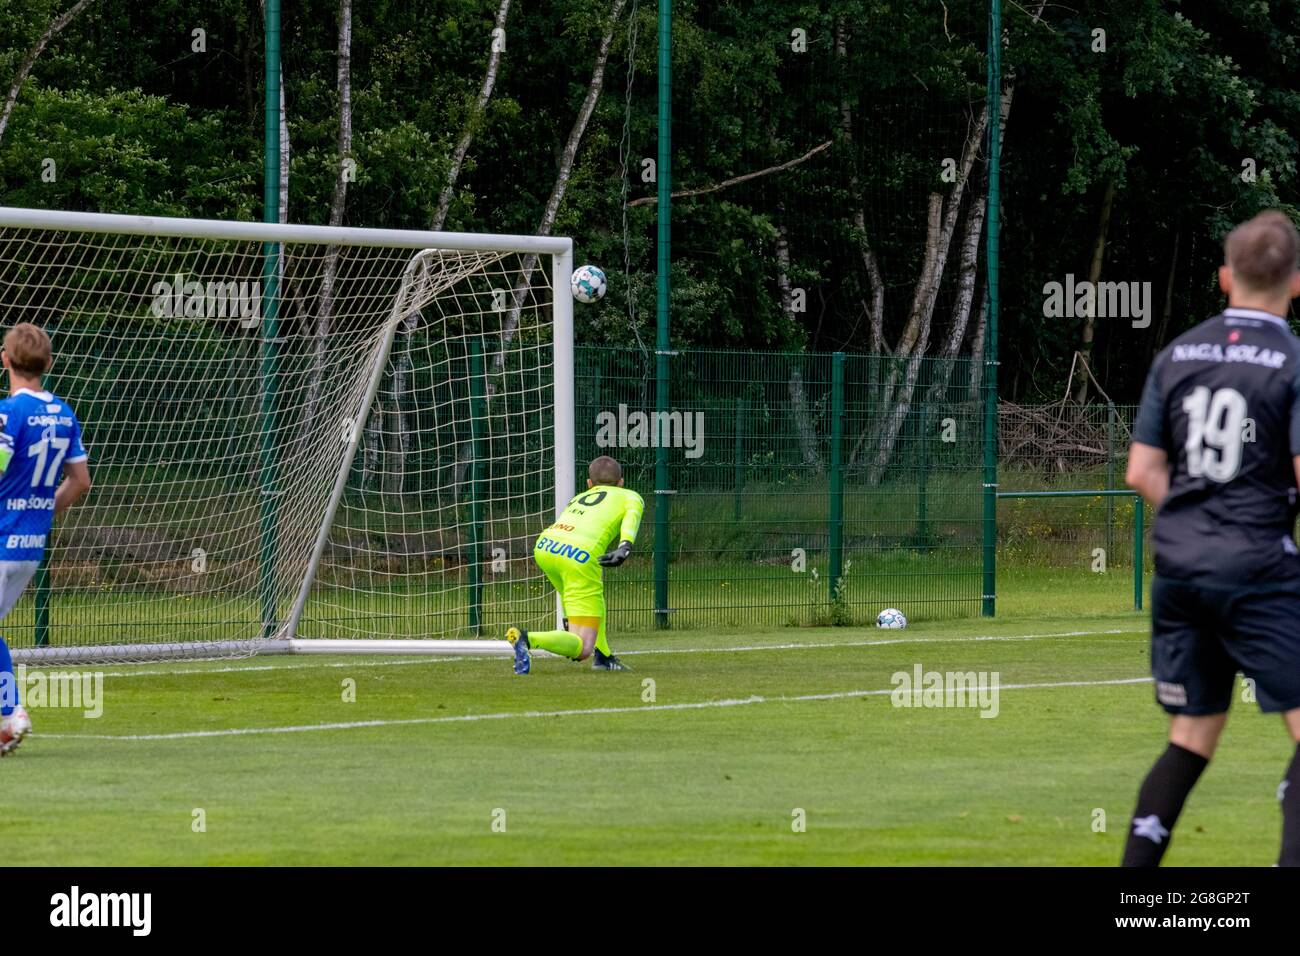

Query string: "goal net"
[0, 208, 574, 664]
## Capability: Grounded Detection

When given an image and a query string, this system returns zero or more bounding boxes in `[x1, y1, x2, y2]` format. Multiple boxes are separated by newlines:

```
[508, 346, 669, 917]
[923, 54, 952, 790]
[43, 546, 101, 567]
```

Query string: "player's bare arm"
[55, 459, 91, 517]
[1125, 442, 1169, 506]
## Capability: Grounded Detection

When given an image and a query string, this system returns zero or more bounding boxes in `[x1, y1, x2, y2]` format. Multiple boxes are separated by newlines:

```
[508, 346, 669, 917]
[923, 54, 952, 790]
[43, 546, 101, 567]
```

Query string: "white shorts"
[0, 560, 39, 621]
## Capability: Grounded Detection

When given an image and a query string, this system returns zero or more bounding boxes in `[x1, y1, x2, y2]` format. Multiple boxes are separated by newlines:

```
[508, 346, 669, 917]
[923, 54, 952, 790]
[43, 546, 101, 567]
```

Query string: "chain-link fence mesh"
[576, 345, 1147, 630]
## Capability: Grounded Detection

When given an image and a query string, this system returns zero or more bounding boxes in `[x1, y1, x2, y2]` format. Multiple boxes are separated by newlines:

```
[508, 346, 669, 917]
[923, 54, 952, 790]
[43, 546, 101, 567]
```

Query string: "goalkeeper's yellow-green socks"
[527, 629, 583, 660]
[595, 620, 611, 657]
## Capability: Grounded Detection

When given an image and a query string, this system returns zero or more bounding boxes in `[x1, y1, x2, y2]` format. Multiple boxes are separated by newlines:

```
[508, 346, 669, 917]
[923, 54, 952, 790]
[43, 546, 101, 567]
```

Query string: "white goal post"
[0, 207, 574, 664]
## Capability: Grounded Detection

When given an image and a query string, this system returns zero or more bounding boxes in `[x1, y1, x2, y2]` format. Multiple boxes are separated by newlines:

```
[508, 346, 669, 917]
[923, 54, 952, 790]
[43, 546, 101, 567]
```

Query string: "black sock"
[1121, 743, 1209, 867]
[1278, 745, 1300, 866]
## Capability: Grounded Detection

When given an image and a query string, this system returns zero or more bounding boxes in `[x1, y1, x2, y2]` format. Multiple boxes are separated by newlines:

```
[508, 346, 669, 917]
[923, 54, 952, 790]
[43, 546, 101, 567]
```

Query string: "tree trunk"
[851, 0, 1036, 474]
[432, 0, 512, 232]
[453, 0, 628, 493]
[1151, 226, 1181, 359]
[864, 195, 951, 482]
[499, 0, 627, 358]
[849, 191, 942, 466]
[774, 204, 822, 470]
[384, 375, 407, 499]
[835, 17, 886, 357]
[967, 287, 989, 405]
[362, 404, 383, 489]
[0, 0, 96, 148]
[278, 66, 289, 224]
[788, 369, 823, 471]
[306, 0, 354, 476]
[926, 191, 987, 405]
[392, 0, 512, 504]
[925, 70, 1015, 406]
[850, 91, 991, 469]
[1072, 178, 1117, 404]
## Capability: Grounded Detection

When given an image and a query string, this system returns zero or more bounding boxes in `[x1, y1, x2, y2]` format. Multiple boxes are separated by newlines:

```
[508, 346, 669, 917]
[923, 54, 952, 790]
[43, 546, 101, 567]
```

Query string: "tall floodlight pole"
[653, 0, 672, 629]
[258, 0, 283, 637]
[981, 0, 1001, 616]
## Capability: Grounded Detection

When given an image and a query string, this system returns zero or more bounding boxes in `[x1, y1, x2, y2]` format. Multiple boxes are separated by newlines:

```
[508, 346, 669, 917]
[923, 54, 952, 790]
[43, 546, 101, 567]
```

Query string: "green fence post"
[257, 0, 283, 639]
[468, 339, 487, 634]
[733, 395, 745, 520]
[1106, 402, 1116, 558]
[468, 339, 487, 633]
[652, 0, 673, 630]
[34, 554, 50, 647]
[588, 362, 601, 467]
[981, 0, 1002, 616]
[916, 396, 929, 548]
[1133, 494, 1144, 611]
[828, 352, 845, 601]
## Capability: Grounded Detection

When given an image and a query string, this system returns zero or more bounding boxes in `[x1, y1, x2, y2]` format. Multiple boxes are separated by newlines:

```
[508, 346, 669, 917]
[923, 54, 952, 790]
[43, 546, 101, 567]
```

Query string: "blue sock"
[0, 637, 16, 717]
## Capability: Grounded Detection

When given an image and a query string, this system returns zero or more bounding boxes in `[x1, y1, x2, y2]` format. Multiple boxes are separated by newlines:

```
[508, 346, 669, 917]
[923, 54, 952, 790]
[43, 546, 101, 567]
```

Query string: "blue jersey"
[0, 388, 88, 561]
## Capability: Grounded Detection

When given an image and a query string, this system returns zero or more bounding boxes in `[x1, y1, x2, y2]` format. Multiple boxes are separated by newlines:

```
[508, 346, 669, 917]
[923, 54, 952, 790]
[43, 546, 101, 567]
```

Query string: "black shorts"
[1151, 574, 1300, 715]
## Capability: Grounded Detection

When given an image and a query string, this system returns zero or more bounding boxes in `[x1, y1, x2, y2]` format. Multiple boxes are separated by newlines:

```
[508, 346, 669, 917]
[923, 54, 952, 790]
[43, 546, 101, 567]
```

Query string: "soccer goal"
[0, 207, 574, 664]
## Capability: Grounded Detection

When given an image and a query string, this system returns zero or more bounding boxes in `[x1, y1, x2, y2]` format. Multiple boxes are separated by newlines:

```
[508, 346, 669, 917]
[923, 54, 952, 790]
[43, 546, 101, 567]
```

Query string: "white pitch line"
[94, 656, 484, 678]
[86, 627, 1140, 679]
[40, 675, 1153, 742]
[620, 628, 1135, 656]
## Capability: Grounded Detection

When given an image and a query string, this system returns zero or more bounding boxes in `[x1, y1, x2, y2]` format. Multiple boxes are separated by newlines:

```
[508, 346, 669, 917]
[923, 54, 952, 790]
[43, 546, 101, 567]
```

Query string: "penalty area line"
[42, 675, 1153, 742]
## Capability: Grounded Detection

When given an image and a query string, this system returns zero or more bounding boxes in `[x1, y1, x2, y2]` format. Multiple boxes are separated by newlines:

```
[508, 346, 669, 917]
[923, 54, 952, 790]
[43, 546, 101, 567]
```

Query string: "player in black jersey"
[1123, 211, 1300, 866]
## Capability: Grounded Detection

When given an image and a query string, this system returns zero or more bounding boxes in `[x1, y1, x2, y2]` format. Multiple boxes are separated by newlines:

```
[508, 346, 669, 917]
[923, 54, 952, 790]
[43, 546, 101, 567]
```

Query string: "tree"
[0, 0, 96, 148]
[305, 0, 355, 473]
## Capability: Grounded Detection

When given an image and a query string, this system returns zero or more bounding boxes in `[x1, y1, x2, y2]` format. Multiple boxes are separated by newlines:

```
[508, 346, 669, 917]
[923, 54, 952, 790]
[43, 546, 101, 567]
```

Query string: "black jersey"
[1132, 307, 1300, 582]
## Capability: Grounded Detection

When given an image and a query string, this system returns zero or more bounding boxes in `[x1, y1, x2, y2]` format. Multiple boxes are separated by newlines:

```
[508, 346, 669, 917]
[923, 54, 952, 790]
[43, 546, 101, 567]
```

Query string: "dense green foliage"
[2, 0, 1298, 400]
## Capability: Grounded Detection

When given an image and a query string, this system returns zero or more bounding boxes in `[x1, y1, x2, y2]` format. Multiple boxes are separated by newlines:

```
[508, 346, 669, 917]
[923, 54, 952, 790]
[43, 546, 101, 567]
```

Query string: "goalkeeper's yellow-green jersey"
[541, 484, 644, 554]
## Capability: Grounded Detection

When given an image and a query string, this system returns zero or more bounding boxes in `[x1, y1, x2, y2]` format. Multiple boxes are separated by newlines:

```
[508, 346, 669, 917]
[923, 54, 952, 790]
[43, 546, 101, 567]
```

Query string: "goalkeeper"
[507, 456, 643, 674]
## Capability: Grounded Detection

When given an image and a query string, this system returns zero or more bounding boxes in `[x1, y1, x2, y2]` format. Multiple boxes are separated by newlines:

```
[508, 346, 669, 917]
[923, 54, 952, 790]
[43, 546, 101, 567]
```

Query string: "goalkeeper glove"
[598, 540, 634, 567]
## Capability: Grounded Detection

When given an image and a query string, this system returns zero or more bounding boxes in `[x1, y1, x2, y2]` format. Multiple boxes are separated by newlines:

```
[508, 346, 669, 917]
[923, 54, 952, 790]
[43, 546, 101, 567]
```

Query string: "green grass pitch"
[5, 570, 1291, 866]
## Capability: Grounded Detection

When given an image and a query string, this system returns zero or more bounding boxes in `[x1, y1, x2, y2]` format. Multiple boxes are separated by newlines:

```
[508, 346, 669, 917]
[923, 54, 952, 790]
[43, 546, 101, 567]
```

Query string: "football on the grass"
[876, 608, 907, 629]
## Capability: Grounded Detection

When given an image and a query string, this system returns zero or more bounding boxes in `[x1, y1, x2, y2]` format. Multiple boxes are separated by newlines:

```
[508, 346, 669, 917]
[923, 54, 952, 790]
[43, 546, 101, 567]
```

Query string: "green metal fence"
[996, 490, 1145, 610]
[577, 346, 984, 629]
[576, 347, 1151, 631]
[996, 401, 1152, 578]
[8, 342, 1150, 648]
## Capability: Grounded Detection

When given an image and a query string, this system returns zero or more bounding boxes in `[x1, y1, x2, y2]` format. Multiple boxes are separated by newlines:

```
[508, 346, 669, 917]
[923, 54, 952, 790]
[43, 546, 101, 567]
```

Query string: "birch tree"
[0, 0, 97, 148]
[305, 0, 356, 479]
[453, 0, 629, 491]
[386, 0, 513, 500]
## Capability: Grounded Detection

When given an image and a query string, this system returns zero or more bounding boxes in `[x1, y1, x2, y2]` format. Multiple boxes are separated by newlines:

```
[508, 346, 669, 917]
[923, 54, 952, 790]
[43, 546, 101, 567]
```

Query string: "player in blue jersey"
[0, 323, 92, 756]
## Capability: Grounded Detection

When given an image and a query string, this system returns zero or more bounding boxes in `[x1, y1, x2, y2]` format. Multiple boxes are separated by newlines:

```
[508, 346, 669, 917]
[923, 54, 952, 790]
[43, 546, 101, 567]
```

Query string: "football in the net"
[570, 264, 607, 303]
[876, 608, 907, 629]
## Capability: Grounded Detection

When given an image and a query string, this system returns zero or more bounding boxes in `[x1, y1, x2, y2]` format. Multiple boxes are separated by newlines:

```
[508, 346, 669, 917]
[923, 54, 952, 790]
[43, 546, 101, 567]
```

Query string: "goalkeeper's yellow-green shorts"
[533, 534, 605, 622]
